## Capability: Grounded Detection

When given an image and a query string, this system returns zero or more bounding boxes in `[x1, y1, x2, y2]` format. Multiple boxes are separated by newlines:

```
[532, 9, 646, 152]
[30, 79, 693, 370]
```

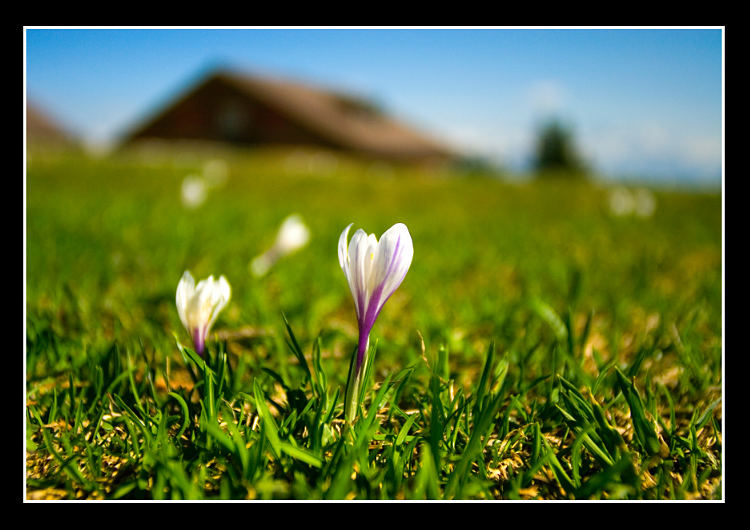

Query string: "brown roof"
[125, 69, 455, 162]
[26, 101, 74, 145]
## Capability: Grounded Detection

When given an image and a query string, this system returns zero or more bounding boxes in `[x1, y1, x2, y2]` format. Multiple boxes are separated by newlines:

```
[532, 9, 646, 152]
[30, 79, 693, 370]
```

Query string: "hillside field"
[25, 145, 723, 500]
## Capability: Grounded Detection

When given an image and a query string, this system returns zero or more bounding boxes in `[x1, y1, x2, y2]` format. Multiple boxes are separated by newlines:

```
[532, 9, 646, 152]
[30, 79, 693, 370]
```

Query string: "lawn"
[25, 144, 723, 500]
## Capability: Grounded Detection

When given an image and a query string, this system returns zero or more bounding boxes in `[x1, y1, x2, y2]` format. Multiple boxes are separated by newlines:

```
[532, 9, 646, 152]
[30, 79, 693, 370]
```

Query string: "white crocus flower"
[276, 214, 311, 253]
[338, 222, 413, 422]
[250, 214, 311, 277]
[181, 175, 207, 209]
[633, 188, 657, 218]
[175, 271, 231, 356]
[608, 186, 635, 217]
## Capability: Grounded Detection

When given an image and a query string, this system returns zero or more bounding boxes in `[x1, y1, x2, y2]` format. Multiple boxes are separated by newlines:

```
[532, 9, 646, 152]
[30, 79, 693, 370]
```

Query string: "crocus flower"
[250, 214, 311, 277]
[607, 186, 657, 218]
[607, 186, 635, 217]
[633, 187, 656, 218]
[181, 175, 207, 209]
[175, 271, 231, 356]
[338, 222, 413, 421]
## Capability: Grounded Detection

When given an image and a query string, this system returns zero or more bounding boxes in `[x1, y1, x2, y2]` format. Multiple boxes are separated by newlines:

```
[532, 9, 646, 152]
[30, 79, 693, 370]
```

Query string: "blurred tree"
[532, 118, 588, 178]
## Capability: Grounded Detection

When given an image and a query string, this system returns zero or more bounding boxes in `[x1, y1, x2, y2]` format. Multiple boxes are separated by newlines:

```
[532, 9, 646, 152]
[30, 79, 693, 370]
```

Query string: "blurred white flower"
[633, 187, 657, 218]
[250, 214, 311, 277]
[607, 186, 657, 218]
[608, 186, 635, 217]
[276, 214, 311, 253]
[181, 175, 207, 209]
[176, 271, 231, 356]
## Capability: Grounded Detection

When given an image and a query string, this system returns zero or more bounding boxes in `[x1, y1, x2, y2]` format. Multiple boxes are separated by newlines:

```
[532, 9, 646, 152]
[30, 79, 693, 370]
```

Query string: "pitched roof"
[126, 69, 455, 162]
[26, 101, 74, 145]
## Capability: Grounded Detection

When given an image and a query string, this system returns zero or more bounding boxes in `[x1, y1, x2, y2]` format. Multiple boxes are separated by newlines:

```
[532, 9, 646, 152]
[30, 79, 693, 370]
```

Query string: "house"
[26, 101, 75, 146]
[121, 69, 455, 164]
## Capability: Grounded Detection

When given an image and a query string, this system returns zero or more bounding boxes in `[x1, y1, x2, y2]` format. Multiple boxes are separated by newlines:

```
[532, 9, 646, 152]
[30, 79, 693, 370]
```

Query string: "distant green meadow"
[25, 145, 722, 500]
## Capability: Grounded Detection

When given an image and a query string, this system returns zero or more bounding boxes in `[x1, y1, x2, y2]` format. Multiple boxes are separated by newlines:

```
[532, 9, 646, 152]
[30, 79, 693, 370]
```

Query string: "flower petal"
[176, 270, 195, 331]
[338, 223, 354, 271]
[373, 223, 413, 301]
[205, 275, 231, 332]
[361, 223, 413, 332]
[347, 228, 371, 318]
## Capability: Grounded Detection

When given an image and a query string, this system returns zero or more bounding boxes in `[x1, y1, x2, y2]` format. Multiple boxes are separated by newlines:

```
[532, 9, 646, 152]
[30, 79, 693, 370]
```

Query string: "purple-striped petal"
[338, 222, 413, 371]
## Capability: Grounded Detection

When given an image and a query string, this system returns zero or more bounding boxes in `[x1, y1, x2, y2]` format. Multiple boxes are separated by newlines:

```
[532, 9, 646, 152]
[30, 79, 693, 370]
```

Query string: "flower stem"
[344, 337, 371, 424]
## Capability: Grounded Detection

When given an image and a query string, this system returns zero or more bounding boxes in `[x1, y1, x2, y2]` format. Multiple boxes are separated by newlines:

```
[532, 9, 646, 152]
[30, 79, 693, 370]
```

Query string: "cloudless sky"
[24, 27, 724, 186]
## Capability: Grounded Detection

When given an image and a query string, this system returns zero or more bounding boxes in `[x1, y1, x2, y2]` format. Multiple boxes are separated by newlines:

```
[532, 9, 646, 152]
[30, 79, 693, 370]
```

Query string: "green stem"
[344, 345, 362, 424]
[344, 337, 373, 424]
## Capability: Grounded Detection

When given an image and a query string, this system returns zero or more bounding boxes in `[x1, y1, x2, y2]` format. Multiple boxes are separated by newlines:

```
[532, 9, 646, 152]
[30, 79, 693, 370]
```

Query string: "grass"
[25, 144, 722, 500]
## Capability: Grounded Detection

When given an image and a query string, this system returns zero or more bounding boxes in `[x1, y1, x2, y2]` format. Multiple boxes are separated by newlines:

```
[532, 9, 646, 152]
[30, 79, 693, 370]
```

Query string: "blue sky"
[25, 27, 723, 186]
